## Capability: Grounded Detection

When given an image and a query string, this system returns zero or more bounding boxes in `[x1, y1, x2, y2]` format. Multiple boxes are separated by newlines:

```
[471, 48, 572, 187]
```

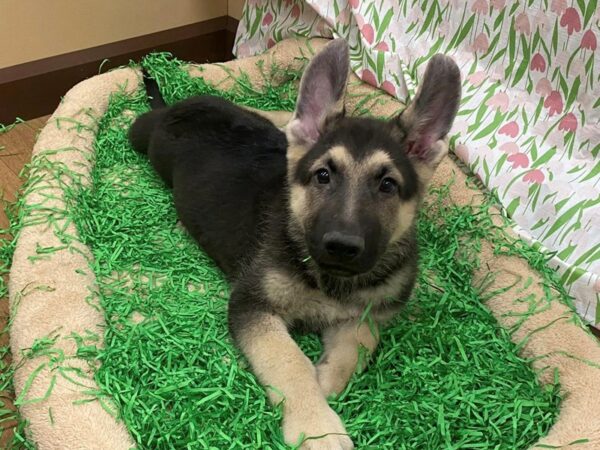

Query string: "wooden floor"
[0, 115, 49, 446]
[0, 117, 48, 227]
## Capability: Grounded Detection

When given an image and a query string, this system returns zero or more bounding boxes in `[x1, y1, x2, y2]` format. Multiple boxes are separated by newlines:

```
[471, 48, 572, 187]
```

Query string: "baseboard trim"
[226, 16, 240, 34]
[0, 16, 239, 123]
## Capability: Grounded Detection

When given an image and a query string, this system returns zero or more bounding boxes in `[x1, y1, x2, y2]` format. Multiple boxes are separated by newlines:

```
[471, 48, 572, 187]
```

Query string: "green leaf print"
[372, 5, 380, 28]
[581, 161, 600, 183]
[419, 2, 439, 38]
[508, 22, 516, 66]
[511, 35, 531, 87]
[584, 0, 598, 27]
[558, 73, 569, 97]
[471, 87, 498, 129]
[532, 147, 557, 169]
[576, 0, 586, 17]
[415, 37, 445, 66]
[365, 2, 376, 21]
[565, 76, 581, 112]
[520, 109, 530, 135]
[449, 14, 475, 49]
[484, 32, 501, 59]
[585, 55, 595, 89]
[512, 58, 529, 87]
[489, 135, 498, 149]
[533, 98, 544, 123]
[557, 244, 577, 261]
[554, 198, 569, 213]
[532, 30, 540, 53]
[539, 38, 552, 64]
[376, 51, 385, 82]
[574, 243, 600, 267]
[544, 202, 585, 240]
[531, 218, 550, 232]
[365, 52, 377, 76]
[529, 183, 542, 212]
[560, 266, 586, 286]
[483, 158, 491, 185]
[506, 198, 520, 217]
[377, 8, 395, 42]
[526, 76, 534, 94]
[490, 47, 507, 66]
[551, 19, 558, 54]
[495, 153, 508, 176]
[567, 165, 584, 175]
[542, 192, 558, 205]
[544, 198, 600, 241]
[249, 7, 263, 37]
[493, 9, 506, 31]
[473, 111, 505, 140]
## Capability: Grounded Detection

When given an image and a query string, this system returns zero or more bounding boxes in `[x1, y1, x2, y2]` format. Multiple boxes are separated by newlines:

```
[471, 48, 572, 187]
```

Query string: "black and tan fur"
[129, 40, 461, 449]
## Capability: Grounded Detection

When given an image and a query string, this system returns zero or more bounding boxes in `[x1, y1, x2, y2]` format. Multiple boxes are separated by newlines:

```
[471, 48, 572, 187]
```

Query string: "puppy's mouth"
[317, 263, 361, 278]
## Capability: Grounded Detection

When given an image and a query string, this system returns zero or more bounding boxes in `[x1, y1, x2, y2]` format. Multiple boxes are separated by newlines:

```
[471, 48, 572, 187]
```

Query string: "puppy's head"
[287, 40, 461, 277]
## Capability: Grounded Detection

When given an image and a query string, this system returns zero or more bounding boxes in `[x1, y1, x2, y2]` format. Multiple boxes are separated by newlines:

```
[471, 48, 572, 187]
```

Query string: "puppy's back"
[129, 94, 289, 277]
[128, 108, 165, 154]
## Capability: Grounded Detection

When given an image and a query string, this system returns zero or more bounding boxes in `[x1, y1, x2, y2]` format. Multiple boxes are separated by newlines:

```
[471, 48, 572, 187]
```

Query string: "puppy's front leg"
[230, 308, 353, 449]
[316, 321, 380, 397]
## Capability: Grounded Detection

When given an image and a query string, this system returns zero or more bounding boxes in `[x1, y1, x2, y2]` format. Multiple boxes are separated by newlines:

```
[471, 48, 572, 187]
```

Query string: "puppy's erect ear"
[396, 54, 461, 180]
[286, 39, 349, 150]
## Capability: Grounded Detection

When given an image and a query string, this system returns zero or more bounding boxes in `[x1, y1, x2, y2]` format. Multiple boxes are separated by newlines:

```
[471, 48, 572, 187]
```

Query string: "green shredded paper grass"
[0, 52, 575, 449]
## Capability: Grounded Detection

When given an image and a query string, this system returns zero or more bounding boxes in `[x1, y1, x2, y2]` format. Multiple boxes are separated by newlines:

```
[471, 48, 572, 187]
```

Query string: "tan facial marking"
[289, 184, 309, 226]
[361, 150, 404, 185]
[328, 145, 354, 169]
[391, 197, 418, 242]
[311, 148, 403, 185]
[287, 141, 308, 173]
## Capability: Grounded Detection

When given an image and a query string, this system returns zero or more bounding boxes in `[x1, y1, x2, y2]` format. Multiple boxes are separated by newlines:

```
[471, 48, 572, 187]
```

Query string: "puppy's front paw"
[316, 361, 352, 398]
[283, 402, 353, 449]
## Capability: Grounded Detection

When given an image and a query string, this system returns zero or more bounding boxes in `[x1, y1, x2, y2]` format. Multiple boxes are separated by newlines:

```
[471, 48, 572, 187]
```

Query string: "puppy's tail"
[142, 69, 167, 109]
[128, 69, 166, 154]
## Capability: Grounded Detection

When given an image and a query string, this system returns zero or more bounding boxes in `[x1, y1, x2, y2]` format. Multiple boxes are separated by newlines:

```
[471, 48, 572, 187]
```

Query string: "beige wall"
[0, 0, 228, 68]
[228, 0, 245, 19]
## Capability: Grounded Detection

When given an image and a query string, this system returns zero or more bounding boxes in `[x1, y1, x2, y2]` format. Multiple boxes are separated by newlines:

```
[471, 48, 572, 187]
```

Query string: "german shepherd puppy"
[129, 40, 461, 449]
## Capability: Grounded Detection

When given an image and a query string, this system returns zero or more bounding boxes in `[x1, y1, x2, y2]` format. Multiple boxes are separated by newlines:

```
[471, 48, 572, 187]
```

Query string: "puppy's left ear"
[396, 54, 461, 181]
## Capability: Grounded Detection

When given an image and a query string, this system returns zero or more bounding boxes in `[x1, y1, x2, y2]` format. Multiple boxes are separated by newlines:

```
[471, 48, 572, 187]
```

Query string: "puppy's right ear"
[286, 39, 349, 155]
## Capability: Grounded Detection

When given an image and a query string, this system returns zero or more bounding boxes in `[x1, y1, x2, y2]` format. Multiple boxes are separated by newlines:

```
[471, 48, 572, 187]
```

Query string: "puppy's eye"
[315, 168, 330, 184]
[379, 177, 398, 194]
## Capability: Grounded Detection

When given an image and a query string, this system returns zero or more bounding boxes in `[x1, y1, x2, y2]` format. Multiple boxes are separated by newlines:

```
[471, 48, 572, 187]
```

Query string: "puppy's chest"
[261, 269, 405, 328]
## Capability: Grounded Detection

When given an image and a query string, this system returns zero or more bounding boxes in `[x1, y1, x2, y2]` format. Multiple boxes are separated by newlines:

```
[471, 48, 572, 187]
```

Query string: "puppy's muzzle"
[322, 231, 365, 262]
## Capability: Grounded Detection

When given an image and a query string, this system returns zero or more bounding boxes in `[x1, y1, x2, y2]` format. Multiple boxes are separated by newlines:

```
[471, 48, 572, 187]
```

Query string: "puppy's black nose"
[323, 232, 365, 260]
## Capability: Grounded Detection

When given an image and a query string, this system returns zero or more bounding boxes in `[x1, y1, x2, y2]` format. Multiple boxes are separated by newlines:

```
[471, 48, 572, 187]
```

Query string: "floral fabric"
[234, 0, 600, 325]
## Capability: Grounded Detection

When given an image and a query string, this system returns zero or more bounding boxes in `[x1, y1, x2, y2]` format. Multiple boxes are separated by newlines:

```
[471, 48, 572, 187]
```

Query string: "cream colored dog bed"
[8, 38, 600, 449]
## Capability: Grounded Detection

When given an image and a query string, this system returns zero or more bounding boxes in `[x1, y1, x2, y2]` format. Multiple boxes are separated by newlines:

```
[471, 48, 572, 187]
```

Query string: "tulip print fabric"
[234, 1, 600, 325]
